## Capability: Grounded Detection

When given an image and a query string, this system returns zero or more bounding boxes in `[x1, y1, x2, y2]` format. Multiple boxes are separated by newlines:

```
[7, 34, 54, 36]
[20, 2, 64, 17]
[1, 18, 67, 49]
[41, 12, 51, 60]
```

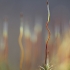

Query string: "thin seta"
[39, 0, 53, 70]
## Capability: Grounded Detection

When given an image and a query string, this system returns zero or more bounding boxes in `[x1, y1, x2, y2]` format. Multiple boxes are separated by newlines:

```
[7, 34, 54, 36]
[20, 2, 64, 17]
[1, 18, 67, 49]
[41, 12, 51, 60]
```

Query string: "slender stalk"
[3, 18, 9, 70]
[45, 0, 50, 65]
[18, 13, 24, 70]
[45, 22, 51, 65]
[18, 33, 24, 70]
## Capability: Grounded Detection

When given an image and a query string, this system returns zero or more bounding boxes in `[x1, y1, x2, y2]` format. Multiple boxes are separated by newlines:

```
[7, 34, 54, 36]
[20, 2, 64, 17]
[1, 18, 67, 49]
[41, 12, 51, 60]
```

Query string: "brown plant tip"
[20, 12, 23, 17]
[47, 1, 48, 5]
[4, 18, 8, 21]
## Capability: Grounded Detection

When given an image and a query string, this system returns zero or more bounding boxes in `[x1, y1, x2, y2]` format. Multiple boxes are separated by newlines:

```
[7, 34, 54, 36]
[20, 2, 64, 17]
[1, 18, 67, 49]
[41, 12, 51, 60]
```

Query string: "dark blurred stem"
[45, 43, 47, 65]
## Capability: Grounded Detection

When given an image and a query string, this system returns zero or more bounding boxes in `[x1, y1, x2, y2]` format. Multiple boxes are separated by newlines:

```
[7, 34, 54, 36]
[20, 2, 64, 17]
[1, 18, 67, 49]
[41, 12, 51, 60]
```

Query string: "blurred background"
[0, 0, 70, 70]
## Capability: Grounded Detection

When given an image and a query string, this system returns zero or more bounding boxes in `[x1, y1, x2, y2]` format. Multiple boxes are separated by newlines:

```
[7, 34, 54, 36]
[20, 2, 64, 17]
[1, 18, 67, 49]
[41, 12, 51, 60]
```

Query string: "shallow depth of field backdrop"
[0, 0, 70, 70]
